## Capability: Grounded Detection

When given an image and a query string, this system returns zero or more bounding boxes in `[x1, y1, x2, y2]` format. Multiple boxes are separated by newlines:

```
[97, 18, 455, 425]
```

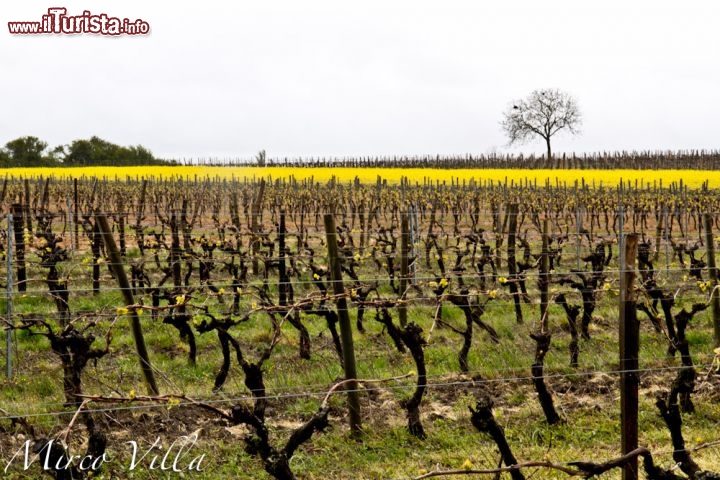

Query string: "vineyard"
[1, 174, 720, 479]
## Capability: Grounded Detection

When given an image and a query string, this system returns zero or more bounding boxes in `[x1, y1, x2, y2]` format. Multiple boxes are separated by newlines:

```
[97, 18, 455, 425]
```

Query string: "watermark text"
[8, 8, 150, 35]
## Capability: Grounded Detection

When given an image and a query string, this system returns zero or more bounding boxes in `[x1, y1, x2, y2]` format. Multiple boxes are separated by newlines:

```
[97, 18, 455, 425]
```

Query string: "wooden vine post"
[278, 210, 289, 307]
[324, 213, 362, 437]
[619, 232, 639, 480]
[96, 213, 159, 396]
[11, 203, 26, 292]
[703, 213, 720, 348]
[530, 216, 562, 425]
[6, 214, 13, 378]
[540, 218, 550, 331]
[506, 203, 522, 323]
[73, 178, 79, 248]
[251, 179, 266, 276]
[23, 179, 32, 233]
[399, 212, 409, 327]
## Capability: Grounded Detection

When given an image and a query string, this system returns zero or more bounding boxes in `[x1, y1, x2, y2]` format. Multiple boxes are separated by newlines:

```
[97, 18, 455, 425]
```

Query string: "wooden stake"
[399, 213, 409, 327]
[324, 213, 362, 436]
[540, 218, 550, 332]
[703, 213, 720, 347]
[506, 203, 522, 323]
[620, 233, 639, 480]
[96, 213, 159, 396]
[11, 204, 26, 293]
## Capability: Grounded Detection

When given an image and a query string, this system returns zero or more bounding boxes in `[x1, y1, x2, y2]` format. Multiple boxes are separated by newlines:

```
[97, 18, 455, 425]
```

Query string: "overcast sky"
[2, 1, 719, 160]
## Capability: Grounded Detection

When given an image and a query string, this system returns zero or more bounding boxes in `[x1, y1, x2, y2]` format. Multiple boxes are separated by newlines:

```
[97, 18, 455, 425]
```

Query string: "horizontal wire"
[2, 361, 718, 420]
[1, 281, 714, 300]
[5, 334, 717, 410]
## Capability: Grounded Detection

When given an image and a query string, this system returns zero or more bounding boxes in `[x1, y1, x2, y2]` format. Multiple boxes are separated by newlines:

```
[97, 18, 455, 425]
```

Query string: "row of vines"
[1, 176, 720, 479]
[174, 149, 720, 170]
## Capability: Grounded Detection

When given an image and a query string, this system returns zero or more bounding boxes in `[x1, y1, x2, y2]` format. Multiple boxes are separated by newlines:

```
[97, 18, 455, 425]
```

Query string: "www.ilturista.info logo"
[8, 8, 150, 35]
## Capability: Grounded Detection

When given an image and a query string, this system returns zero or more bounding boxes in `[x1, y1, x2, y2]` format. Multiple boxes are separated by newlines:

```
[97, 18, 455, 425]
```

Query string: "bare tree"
[255, 149, 267, 166]
[501, 88, 581, 161]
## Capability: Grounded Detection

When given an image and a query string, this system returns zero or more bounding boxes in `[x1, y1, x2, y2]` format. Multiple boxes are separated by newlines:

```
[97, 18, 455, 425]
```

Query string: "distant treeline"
[0, 136, 173, 167]
[178, 150, 720, 170]
[5, 136, 719, 170]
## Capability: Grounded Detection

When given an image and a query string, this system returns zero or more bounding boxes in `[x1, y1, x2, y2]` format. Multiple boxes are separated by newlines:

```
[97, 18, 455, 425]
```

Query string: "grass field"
[3, 275, 720, 479]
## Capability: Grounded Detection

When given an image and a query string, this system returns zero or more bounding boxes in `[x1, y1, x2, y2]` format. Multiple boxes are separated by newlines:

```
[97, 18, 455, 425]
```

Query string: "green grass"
[2, 236, 720, 479]
[6, 296, 718, 479]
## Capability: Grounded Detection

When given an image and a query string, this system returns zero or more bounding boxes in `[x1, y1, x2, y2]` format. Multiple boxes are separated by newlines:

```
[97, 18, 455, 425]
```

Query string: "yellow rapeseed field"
[0, 166, 715, 188]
